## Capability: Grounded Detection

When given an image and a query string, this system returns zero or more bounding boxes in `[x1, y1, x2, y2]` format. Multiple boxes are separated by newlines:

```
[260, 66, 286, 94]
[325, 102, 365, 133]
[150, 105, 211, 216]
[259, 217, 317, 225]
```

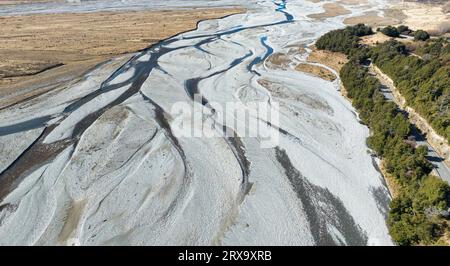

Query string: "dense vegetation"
[316, 25, 450, 245]
[380, 26, 400, 37]
[340, 60, 450, 245]
[397, 25, 411, 35]
[371, 39, 449, 143]
[414, 30, 430, 41]
[316, 26, 449, 142]
[379, 25, 430, 41]
[315, 24, 373, 54]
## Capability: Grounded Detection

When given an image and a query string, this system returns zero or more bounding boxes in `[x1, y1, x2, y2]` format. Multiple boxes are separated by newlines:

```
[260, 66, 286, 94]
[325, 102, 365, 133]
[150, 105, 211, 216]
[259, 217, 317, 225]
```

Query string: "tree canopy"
[317, 26, 450, 245]
[316, 24, 373, 54]
[381, 26, 400, 37]
[414, 30, 431, 41]
[371, 39, 449, 143]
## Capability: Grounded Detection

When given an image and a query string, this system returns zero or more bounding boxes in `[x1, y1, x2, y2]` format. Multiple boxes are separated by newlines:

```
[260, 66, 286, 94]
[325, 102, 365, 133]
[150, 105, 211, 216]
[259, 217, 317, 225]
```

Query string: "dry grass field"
[0, 7, 245, 106]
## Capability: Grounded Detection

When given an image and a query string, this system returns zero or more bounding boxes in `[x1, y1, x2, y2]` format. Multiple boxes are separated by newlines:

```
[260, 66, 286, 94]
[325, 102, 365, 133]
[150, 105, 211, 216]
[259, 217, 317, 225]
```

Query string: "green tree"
[397, 25, 410, 34]
[414, 30, 430, 41]
[323, 28, 450, 245]
[381, 26, 400, 37]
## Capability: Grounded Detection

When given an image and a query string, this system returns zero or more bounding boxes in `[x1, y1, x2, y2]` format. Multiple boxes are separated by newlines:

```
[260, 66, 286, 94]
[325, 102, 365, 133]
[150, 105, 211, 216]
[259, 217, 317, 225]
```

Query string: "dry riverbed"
[307, 3, 351, 19]
[0, 7, 245, 107]
[343, 1, 449, 35]
[0, 0, 55, 4]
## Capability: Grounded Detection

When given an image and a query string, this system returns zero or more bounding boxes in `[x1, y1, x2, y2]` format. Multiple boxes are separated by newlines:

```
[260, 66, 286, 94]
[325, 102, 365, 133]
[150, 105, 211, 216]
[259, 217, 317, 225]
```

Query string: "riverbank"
[305, 32, 449, 186]
[372, 65, 450, 169]
[0, 0, 396, 246]
[342, 1, 449, 36]
[300, 48, 396, 196]
[0, 7, 245, 108]
[0, 0, 54, 5]
[303, 47, 352, 99]
[307, 3, 351, 19]
[313, 24, 450, 245]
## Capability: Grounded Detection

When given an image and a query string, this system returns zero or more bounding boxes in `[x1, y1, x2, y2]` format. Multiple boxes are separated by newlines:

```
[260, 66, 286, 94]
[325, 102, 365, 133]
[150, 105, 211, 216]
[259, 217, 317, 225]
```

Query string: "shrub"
[381, 26, 400, 37]
[414, 30, 430, 41]
[414, 176, 450, 212]
[332, 38, 450, 245]
[397, 25, 410, 34]
[347, 23, 374, 37]
[316, 24, 373, 54]
[371, 39, 449, 143]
